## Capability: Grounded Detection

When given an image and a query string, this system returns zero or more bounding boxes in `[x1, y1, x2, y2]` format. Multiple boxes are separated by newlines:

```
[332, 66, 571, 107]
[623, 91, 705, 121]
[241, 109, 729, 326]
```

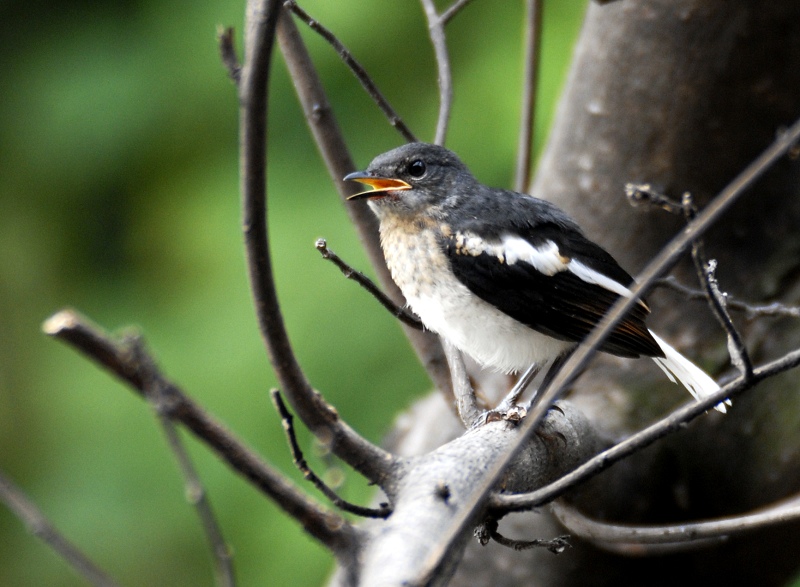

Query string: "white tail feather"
[649, 331, 730, 413]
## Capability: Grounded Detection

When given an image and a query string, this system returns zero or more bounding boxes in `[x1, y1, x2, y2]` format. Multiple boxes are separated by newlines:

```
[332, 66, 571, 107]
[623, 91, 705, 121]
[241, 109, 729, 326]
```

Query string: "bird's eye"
[408, 159, 427, 178]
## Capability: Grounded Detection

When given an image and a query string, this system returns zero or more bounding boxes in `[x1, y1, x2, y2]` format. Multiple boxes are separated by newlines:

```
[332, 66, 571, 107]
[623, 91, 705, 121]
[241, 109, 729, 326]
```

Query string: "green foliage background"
[0, 1, 587, 585]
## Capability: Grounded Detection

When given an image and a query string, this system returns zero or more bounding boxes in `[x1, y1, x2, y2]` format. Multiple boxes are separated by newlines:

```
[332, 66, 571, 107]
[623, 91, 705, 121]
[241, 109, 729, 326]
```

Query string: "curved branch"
[275, 10, 454, 401]
[551, 490, 800, 548]
[238, 1, 396, 483]
[514, 0, 542, 193]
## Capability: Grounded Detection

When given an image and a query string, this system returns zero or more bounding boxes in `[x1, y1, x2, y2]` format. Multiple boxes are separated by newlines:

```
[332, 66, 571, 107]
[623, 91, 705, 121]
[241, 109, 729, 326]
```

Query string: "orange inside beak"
[344, 173, 411, 200]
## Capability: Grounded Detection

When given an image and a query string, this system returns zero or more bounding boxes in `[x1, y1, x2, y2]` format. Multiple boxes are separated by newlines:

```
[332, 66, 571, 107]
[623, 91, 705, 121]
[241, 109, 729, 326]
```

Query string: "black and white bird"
[345, 142, 726, 412]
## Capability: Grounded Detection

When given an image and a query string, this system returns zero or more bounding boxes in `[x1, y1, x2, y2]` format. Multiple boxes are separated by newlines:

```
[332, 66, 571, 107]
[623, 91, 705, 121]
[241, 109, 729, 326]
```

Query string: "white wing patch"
[567, 259, 633, 299]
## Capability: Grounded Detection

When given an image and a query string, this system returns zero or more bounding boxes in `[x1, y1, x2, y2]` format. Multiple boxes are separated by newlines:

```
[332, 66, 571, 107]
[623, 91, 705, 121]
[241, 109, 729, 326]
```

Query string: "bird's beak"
[344, 171, 411, 200]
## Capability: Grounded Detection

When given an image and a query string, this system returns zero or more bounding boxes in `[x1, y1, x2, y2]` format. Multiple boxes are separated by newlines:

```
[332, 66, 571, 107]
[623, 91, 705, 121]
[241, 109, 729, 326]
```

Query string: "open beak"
[344, 171, 411, 200]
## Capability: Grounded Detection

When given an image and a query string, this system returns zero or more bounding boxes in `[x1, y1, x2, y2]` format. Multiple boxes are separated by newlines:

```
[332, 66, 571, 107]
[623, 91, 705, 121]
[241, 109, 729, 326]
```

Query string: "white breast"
[379, 219, 572, 373]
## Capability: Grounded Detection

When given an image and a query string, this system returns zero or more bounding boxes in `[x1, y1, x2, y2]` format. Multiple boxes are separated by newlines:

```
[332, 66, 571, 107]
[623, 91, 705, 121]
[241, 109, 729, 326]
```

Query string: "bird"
[344, 142, 727, 413]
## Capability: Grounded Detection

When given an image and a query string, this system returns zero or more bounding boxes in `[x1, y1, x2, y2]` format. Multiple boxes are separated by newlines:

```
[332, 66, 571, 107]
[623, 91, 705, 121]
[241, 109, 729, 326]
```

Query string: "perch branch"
[276, 10, 453, 401]
[414, 115, 800, 583]
[315, 238, 423, 330]
[42, 309, 358, 556]
[282, 0, 416, 142]
[514, 0, 542, 193]
[271, 389, 392, 518]
[239, 0, 396, 484]
[0, 470, 120, 587]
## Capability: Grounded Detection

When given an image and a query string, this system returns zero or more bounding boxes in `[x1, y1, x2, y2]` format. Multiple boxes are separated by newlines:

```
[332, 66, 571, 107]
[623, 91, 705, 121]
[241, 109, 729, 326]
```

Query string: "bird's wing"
[442, 222, 663, 358]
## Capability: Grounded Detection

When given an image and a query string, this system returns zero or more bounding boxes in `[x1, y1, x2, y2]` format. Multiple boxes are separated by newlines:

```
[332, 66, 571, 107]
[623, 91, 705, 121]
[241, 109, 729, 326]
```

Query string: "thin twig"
[441, 340, 483, 428]
[551, 491, 800, 548]
[43, 309, 358, 555]
[625, 183, 684, 214]
[271, 389, 392, 519]
[440, 0, 476, 25]
[134, 341, 235, 587]
[217, 26, 242, 85]
[655, 275, 800, 319]
[276, 10, 454, 403]
[514, 0, 542, 193]
[282, 0, 416, 142]
[0, 470, 121, 587]
[682, 193, 753, 378]
[414, 116, 800, 583]
[316, 238, 423, 330]
[420, 0, 453, 145]
[239, 1, 396, 485]
[490, 344, 800, 513]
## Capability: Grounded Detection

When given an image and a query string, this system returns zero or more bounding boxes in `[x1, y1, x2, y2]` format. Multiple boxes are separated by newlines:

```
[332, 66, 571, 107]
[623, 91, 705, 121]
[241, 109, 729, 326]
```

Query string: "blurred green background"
[0, 1, 587, 585]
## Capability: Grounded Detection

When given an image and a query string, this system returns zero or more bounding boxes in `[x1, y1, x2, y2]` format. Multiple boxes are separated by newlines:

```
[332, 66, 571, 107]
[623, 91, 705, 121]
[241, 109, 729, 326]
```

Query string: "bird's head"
[345, 142, 475, 219]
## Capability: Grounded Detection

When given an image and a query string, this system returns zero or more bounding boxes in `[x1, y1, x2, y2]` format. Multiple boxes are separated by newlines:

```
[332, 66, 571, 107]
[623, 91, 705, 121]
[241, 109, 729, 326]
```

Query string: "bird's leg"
[495, 364, 541, 415]
[525, 349, 575, 412]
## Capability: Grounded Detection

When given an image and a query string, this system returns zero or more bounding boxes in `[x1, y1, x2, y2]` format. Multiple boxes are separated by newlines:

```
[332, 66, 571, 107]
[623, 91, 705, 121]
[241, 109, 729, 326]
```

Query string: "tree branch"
[514, 0, 542, 193]
[270, 389, 391, 519]
[275, 9, 453, 401]
[315, 238, 423, 330]
[239, 0, 396, 484]
[282, 0, 416, 142]
[490, 344, 800, 513]
[551, 490, 800, 548]
[42, 310, 359, 557]
[0, 470, 120, 587]
[420, 0, 453, 145]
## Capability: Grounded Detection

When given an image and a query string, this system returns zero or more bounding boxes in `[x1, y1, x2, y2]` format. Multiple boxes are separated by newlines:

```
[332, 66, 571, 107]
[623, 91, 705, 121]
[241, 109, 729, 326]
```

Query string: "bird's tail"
[649, 331, 730, 413]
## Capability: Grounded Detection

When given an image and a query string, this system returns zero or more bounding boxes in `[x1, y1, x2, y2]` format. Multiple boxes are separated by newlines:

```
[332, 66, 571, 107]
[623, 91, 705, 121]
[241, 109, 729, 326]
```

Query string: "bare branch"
[282, 0, 416, 142]
[316, 238, 423, 330]
[490, 343, 800, 513]
[217, 26, 241, 85]
[413, 115, 800, 583]
[276, 10, 454, 402]
[440, 0, 476, 25]
[441, 340, 482, 428]
[514, 0, 542, 193]
[0, 470, 121, 587]
[42, 309, 358, 556]
[420, 0, 453, 145]
[271, 389, 391, 519]
[655, 275, 800, 320]
[137, 345, 235, 587]
[239, 1, 397, 484]
[551, 490, 800, 549]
